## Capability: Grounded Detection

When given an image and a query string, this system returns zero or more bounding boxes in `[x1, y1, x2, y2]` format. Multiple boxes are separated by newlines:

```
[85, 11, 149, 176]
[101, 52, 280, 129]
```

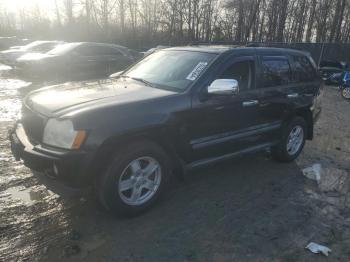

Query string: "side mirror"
[208, 79, 239, 95]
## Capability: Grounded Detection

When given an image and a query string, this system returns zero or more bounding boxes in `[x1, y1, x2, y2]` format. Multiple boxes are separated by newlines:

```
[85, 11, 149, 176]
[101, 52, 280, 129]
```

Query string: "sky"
[1, 0, 56, 13]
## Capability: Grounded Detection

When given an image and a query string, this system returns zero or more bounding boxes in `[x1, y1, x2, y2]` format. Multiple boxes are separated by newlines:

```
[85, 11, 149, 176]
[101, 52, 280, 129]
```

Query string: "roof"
[166, 45, 241, 53]
[76, 42, 128, 50]
[162, 45, 310, 56]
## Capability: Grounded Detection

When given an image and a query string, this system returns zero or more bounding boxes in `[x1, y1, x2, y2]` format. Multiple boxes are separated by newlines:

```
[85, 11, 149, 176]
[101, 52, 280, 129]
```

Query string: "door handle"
[242, 100, 259, 107]
[287, 93, 299, 98]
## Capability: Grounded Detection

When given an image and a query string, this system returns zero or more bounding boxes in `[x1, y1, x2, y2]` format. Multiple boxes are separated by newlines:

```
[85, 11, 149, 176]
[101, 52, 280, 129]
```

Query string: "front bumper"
[9, 123, 94, 187]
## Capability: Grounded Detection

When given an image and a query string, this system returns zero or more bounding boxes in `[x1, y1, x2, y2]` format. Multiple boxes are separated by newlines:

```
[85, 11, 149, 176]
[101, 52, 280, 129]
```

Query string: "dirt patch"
[0, 69, 349, 261]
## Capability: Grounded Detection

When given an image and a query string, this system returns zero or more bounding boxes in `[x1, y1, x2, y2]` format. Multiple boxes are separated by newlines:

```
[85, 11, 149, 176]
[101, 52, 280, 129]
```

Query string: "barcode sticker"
[186, 62, 208, 81]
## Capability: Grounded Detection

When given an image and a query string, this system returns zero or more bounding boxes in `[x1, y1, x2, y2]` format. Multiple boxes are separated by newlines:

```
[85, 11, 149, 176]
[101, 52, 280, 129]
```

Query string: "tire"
[96, 140, 171, 216]
[341, 87, 350, 100]
[272, 117, 307, 162]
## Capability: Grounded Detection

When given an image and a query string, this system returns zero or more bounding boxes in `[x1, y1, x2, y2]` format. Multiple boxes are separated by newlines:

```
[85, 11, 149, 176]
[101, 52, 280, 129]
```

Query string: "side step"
[186, 142, 276, 170]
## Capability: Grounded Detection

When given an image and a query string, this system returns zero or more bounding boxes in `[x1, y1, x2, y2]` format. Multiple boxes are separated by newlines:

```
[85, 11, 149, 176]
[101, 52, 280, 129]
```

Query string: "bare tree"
[3, 0, 350, 47]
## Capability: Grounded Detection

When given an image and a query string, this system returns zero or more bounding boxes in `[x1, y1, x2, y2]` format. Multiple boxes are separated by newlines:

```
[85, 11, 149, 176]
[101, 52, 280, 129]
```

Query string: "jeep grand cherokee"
[9, 46, 322, 215]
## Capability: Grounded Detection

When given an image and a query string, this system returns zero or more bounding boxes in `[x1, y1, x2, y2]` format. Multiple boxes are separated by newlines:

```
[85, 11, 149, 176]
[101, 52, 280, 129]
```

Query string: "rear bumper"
[9, 123, 95, 187]
[313, 107, 321, 124]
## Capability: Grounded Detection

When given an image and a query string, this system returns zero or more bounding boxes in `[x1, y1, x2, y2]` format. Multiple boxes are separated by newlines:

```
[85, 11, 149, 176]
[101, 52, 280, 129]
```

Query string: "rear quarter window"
[261, 56, 291, 87]
[292, 55, 316, 82]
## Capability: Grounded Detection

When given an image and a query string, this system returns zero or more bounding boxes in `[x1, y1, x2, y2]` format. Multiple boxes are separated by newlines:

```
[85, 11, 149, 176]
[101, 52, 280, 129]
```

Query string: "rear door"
[290, 54, 320, 97]
[289, 54, 321, 121]
[255, 54, 294, 142]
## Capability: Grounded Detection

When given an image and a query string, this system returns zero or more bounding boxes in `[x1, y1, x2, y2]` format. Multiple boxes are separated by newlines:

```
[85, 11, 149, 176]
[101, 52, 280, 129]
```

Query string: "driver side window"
[219, 60, 254, 91]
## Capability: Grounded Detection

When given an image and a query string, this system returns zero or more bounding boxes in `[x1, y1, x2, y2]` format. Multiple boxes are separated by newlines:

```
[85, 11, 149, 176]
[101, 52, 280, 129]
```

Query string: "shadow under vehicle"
[9, 46, 322, 216]
[0, 40, 64, 66]
[15, 42, 142, 82]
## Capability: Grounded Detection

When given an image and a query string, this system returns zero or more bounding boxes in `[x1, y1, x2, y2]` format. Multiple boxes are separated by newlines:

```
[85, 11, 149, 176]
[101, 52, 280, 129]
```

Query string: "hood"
[25, 78, 177, 117]
[1, 49, 25, 54]
[1, 50, 25, 57]
[17, 53, 54, 62]
[10, 45, 24, 49]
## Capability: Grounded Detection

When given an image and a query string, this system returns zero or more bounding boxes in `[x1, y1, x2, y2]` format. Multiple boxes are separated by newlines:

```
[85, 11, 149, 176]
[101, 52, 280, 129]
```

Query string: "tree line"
[0, 0, 348, 49]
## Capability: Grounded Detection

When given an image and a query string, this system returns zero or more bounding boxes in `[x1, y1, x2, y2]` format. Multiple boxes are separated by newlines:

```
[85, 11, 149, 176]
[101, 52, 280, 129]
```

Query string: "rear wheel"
[96, 140, 171, 216]
[272, 117, 306, 162]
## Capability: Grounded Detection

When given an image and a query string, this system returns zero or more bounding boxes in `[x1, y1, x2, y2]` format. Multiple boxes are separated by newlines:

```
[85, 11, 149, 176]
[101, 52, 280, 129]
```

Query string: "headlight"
[43, 119, 86, 149]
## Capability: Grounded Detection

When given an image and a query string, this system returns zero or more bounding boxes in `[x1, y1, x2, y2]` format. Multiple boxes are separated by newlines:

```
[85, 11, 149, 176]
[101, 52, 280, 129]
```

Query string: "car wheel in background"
[272, 117, 307, 162]
[341, 87, 350, 100]
[96, 140, 171, 216]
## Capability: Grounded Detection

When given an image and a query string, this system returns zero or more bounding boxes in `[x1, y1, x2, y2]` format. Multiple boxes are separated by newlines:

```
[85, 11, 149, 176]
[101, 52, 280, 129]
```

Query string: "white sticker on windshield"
[186, 62, 208, 81]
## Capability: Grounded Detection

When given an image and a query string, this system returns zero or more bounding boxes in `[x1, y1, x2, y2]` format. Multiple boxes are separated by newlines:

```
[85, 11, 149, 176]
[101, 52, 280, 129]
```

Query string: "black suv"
[10, 46, 322, 215]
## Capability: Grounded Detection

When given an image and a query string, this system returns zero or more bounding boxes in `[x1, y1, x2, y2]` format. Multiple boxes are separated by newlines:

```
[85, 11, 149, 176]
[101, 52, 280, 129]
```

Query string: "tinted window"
[293, 55, 316, 82]
[262, 56, 291, 87]
[75, 45, 123, 56]
[75, 46, 95, 56]
[47, 43, 81, 55]
[95, 46, 123, 56]
[220, 60, 254, 91]
[30, 43, 57, 52]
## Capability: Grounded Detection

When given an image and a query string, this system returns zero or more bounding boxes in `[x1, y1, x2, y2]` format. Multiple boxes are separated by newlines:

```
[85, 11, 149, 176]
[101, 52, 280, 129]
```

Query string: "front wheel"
[341, 87, 350, 100]
[96, 140, 171, 216]
[272, 117, 306, 162]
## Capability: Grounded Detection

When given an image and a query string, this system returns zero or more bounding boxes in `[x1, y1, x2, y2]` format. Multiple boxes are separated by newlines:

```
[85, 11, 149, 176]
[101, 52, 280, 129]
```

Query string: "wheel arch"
[89, 127, 185, 183]
[286, 107, 313, 140]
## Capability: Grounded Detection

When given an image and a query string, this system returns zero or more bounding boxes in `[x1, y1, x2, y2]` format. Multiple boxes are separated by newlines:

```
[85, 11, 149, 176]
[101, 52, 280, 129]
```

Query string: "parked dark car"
[0, 40, 63, 66]
[143, 45, 170, 56]
[15, 42, 142, 81]
[0, 36, 30, 51]
[9, 46, 322, 215]
[319, 60, 348, 85]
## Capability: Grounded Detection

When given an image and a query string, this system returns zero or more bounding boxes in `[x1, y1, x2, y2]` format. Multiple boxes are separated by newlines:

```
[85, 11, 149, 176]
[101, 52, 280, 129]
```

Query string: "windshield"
[47, 43, 80, 55]
[124, 50, 217, 91]
[22, 41, 50, 51]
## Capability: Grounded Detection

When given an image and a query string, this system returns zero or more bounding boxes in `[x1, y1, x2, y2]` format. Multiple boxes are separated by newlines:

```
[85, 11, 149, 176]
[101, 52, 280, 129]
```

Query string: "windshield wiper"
[121, 75, 154, 87]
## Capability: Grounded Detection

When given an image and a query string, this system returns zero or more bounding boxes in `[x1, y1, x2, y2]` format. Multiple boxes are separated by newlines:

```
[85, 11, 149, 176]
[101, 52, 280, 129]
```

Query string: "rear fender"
[284, 108, 313, 140]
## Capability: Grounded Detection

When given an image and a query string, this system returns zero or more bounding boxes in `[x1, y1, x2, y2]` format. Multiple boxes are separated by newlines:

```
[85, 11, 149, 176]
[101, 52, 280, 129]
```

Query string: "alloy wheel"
[118, 156, 162, 206]
[286, 125, 304, 156]
[342, 87, 350, 99]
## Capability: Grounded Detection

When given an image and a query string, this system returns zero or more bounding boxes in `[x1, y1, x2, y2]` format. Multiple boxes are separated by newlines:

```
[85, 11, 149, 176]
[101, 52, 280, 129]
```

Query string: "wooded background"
[0, 0, 348, 49]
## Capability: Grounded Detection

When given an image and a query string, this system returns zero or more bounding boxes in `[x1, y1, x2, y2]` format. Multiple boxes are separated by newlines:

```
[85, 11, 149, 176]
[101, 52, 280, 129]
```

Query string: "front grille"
[21, 105, 46, 144]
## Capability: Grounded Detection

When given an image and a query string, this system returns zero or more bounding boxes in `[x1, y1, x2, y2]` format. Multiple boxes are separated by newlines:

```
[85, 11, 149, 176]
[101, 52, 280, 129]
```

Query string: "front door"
[188, 56, 263, 161]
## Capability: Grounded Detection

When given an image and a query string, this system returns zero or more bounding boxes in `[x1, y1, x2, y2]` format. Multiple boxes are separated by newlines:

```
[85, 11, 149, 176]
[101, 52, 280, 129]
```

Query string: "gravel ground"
[0, 69, 349, 261]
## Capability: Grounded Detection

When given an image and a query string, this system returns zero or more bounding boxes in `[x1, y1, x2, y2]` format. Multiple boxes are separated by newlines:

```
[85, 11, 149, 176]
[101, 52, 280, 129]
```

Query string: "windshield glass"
[124, 50, 217, 91]
[22, 41, 46, 51]
[47, 43, 80, 55]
